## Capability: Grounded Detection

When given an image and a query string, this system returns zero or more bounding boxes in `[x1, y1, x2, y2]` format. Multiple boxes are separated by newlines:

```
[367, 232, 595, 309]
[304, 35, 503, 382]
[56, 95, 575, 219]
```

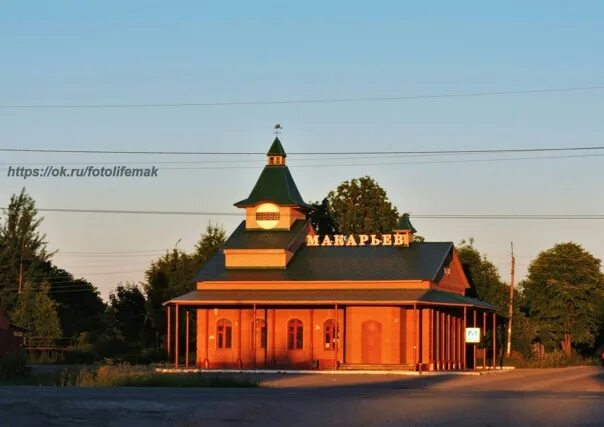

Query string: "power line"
[2, 145, 604, 156]
[1, 85, 602, 109]
[8, 207, 604, 219]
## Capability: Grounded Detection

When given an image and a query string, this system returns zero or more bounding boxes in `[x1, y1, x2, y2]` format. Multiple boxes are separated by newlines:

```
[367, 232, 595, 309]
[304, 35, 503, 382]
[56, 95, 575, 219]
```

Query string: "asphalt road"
[0, 366, 602, 427]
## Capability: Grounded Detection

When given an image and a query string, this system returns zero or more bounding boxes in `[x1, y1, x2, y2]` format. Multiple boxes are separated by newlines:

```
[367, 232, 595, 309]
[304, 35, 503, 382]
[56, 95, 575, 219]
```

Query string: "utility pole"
[506, 242, 515, 357]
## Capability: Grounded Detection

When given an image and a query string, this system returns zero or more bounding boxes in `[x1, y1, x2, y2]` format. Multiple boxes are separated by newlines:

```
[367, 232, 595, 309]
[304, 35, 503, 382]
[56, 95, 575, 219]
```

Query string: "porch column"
[271, 308, 276, 366]
[253, 304, 257, 369]
[334, 304, 339, 369]
[413, 304, 418, 370]
[309, 308, 314, 368]
[462, 306, 467, 370]
[237, 309, 243, 368]
[457, 316, 463, 370]
[185, 309, 190, 369]
[473, 309, 477, 371]
[166, 305, 171, 357]
[482, 311, 487, 369]
[492, 312, 497, 369]
[430, 309, 435, 369]
[174, 304, 179, 368]
[204, 308, 209, 368]
[435, 309, 440, 369]
[440, 311, 445, 370]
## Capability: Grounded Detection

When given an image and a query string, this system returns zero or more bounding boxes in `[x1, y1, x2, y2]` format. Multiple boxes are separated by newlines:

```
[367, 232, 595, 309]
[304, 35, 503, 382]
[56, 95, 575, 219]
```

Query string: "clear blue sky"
[1, 1, 603, 299]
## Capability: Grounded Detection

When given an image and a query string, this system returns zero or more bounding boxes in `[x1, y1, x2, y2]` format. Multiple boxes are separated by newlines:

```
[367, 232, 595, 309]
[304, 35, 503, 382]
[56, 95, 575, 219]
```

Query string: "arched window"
[323, 319, 339, 350]
[217, 319, 232, 349]
[287, 319, 303, 350]
[253, 318, 267, 349]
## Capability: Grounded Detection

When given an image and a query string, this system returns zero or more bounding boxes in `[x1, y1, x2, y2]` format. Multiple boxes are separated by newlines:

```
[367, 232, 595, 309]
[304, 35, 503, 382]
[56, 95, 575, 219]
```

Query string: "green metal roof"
[234, 164, 310, 208]
[223, 220, 310, 250]
[396, 213, 417, 233]
[267, 137, 286, 157]
[195, 240, 455, 281]
[166, 288, 497, 310]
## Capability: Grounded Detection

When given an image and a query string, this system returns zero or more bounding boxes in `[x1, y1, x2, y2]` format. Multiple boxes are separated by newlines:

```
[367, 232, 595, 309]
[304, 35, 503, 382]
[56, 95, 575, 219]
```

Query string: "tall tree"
[522, 242, 604, 355]
[193, 223, 226, 264]
[0, 189, 52, 314]
[326, 176, 399, 235]
[37, 262, 106, 338]
[144, 223, 225, 346]
[11, 281, 62, 339]
[107, 283, 147, 345]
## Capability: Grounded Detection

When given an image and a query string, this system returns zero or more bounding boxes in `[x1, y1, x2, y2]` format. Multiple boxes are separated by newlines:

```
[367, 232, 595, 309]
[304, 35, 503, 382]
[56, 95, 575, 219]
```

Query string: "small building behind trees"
[0, 309, 26, 357]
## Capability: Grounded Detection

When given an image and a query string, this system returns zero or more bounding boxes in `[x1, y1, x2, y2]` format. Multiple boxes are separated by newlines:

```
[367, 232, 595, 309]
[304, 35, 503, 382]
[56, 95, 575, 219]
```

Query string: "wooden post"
[440, 312, 445, 370]
[166, 305, 171, 357]
[174, 304, 179, 368]
[506, 242, 515, 357]
[492, 312, 497, 369]
[462, 306, 467, 370]
[185, 309, 190, 369]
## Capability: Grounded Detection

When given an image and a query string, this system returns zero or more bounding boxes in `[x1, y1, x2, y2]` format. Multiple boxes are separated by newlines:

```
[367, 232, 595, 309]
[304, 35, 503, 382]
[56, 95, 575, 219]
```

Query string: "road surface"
[0, 366, 602, 426]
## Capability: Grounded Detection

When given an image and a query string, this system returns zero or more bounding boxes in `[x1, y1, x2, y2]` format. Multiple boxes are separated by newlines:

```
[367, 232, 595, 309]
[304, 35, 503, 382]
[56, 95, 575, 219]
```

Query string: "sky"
[1, 1, 603, 299]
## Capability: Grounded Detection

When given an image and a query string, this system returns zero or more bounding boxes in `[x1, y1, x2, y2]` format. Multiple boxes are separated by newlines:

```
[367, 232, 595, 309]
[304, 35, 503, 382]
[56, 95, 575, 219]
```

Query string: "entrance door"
[361, 320, 382, 364]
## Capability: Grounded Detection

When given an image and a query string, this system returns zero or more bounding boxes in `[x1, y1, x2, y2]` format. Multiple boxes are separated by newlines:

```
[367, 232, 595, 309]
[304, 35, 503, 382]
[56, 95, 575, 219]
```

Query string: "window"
[254, 319, 267, 349]
[287, 319, 303, 350]
[256, 212, 280, 221]
[217, 319, 232, 349]
[323, 319, 339, 350]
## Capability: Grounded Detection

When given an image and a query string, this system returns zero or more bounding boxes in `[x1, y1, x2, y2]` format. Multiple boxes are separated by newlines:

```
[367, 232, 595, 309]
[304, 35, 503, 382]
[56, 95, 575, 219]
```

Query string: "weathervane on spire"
[273, 123, 282, 136]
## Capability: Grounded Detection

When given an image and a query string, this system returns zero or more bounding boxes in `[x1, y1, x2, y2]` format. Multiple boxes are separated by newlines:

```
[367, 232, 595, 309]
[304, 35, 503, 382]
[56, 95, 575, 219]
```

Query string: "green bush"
[0, 352, 31, 381]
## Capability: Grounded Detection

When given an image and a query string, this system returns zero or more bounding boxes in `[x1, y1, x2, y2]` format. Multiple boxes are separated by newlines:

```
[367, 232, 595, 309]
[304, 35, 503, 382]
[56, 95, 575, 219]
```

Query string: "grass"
[503, 351, 599, 368]
[0, 363, 258, 388]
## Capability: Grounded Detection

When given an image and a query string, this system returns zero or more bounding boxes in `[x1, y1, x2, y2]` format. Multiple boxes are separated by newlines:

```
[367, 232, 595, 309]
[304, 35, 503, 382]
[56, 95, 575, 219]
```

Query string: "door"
[361, 320, 382, 364]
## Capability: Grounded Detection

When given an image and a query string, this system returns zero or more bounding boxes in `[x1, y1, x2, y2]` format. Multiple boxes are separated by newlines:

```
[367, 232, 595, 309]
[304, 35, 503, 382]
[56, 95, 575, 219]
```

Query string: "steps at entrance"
[338, 363, 415, 371]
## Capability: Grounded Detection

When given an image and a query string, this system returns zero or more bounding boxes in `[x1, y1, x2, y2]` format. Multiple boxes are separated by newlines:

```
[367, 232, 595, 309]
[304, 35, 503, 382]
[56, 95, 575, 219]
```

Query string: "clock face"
[255, 203, 280, 229]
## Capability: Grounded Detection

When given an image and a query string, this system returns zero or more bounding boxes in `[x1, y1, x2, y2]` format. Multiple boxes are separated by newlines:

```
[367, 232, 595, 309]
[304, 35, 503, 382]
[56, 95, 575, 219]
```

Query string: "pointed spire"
[267, 137, 287, 157]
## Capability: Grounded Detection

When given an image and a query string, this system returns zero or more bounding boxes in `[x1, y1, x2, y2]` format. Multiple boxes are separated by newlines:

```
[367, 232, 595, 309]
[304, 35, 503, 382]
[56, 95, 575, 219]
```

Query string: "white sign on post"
[465, 327, 481, 343]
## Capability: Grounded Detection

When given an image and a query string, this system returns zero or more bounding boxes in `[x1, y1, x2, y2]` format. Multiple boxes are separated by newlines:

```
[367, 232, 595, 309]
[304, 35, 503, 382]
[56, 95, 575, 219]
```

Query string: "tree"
[11, 281, 62, 339]
[144, 223, 226, 347]
[457, 239, 509, 311]
[308, 198, 339, 236]
[0, 189, 52, 313]
[522, 242, 604, 355]
[37, 262, 106, 338]
[107, 283, 147, 345]
[193, 223, 226, 264]
[326, 176, 399, 235]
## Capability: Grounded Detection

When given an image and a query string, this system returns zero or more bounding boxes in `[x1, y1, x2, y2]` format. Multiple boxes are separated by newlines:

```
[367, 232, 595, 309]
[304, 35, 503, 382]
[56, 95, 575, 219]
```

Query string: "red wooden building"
[165, 138, 497, 371]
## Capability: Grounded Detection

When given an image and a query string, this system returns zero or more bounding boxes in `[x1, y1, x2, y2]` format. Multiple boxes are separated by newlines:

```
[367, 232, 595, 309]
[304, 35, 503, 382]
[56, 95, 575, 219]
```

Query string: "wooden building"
[165, 138, 497, 371]
[0, 309, 26, 357]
